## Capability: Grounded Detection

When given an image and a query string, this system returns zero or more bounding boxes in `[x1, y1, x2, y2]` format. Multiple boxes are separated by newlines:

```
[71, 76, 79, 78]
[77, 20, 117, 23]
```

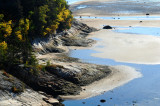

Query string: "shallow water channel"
[63, 26, 160, 106]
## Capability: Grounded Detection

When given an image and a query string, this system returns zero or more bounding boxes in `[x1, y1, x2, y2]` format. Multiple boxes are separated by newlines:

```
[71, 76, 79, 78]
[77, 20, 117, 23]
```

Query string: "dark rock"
[46, 64, 111, 86]
[7, 65, 82, 96]
[61, 36, 94, 47]
[146, 13, 149, 15]
[0, 70, 51, 105]
[140, 21, 143, 23]
[82, 102, 86, 104]
[100, 99, 106, 103]
[32, 20, 98, 54]
[103, 25, 112, 29]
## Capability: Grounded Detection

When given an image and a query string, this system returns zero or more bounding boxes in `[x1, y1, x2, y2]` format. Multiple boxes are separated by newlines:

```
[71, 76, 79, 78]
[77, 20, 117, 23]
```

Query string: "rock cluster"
[32, 20, 98, 54]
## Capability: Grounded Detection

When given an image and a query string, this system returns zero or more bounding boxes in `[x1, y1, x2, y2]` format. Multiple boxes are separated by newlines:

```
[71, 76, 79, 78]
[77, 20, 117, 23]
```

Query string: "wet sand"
[60, 65, 142, 100]
[70, 0, 160, 16]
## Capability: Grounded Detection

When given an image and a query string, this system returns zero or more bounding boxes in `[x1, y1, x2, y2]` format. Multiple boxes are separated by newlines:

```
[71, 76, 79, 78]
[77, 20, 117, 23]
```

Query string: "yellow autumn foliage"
[19, 19, 25, 26]
[0, 41, 7, 50]
[24, 19, 30, 34]
[50, 23, 59, 31]
[45, 28, 52, 33]
[57, 8, 71, 23]
[43, 32, 47, 36]
[0, 20, 12, 37]
[57, 11, 64, 22]
[67, 18, 72, 28]
[17, 34, 23, 40]
[63, 9, 70, 19]
[15, 30, 23, 40]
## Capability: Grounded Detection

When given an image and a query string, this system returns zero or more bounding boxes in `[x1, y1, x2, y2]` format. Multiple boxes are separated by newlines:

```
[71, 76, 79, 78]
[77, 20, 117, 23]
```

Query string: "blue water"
[63, 49, 160, 106]
[114, 27, 160, 36]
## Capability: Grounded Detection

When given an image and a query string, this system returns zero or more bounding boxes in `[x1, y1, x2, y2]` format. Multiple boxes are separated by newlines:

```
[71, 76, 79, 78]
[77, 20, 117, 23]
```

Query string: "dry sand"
[60, 65, 142, 100]
[79, 19, 160, 29]
[78, 18, 160, 64]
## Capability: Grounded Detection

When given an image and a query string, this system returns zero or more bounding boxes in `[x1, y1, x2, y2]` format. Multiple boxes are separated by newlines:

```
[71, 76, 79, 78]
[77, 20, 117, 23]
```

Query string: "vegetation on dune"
[0, 0, 73, 68]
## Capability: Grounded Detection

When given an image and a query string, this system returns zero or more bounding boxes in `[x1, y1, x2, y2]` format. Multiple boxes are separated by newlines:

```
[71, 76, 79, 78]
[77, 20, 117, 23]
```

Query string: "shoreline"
[1, 0, 159, 105]
[35, 19, 143, 100]
[60, 65, 142, 100]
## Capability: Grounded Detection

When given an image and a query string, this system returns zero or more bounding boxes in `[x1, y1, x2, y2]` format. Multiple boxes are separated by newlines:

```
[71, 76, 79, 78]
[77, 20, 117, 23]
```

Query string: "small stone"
[146, 13, 149, 15]
[103, 25, 112, 29]
[100, 99, 106, 103]
[82, 102, 86, 104]
[47, 98, 59, 104]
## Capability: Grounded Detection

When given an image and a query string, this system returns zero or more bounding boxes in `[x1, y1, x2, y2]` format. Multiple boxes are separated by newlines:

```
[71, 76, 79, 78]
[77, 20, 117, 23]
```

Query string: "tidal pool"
[114, 27, 160, 36]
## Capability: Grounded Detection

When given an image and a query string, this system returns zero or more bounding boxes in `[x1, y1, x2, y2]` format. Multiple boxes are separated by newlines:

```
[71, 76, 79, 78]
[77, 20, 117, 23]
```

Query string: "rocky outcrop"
[46, 63, 111, 86]
[32, 20, 97, 54]
[7, 65, 82, 96]
[0, 70, 51, 106]
[0, 19, 112, 105]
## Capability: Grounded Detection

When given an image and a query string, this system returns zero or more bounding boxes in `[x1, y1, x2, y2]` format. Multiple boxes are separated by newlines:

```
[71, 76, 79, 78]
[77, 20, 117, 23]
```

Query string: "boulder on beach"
[103, 25, 112, 29]
[146, 13, 150, 15]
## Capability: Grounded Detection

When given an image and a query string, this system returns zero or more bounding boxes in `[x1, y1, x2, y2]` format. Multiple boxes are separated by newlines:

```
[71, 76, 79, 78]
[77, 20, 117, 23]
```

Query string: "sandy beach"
[79, 19, 160, 28]
[59, 0, 160, 100]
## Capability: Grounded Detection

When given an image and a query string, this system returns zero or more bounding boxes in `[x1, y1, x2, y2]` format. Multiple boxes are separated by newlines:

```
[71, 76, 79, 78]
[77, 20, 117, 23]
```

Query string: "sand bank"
[75, 18, 160, 64]
[60, 65, 142, 100]
[90, 29, 160, 64]
[79, 19, 160, 29]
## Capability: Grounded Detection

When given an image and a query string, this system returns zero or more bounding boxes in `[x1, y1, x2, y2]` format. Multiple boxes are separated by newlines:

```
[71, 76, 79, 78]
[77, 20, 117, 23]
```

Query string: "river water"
[64, 0, 160, 106]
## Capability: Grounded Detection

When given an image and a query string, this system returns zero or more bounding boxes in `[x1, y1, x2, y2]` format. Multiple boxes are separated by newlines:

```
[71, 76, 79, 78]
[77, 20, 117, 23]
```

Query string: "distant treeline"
[0, 0, 73, 67]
